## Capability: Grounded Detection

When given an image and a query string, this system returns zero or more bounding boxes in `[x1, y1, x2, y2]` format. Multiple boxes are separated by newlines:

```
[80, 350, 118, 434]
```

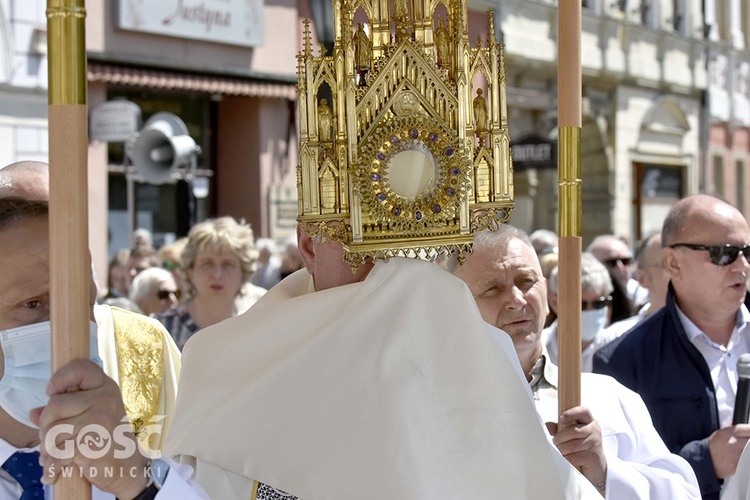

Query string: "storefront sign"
[269, 184, 298, 242]
[117, 0, 264, 48]
[511, 135, 557, 170]
[89, 100, 142, 143]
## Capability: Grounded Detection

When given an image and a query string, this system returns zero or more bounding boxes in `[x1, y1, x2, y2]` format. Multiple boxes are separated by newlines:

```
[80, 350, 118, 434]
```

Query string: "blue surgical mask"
[0, 321, 102, 428]
[581, 308, 608, 342]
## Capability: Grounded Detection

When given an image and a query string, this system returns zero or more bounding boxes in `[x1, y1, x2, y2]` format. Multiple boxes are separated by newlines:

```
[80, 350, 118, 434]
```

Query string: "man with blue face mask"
[0, 197, 208, 498]
[543, 253, 614, 372]
[449, 225, 700, 499]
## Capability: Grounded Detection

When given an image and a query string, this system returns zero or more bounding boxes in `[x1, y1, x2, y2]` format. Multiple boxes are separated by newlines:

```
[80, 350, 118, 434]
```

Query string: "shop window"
[106, 89, 210, 168]
[639, 0, 654, 27]
[105, 88, 213, 252]
[717, 0, 729, 41]
[671, 0, 685, 33]
[582, 0, 597, 10]
[737, 159, 746, 214]
[611, 0, 627, 15]
[713, 154, 725, 197]
[634, 163, 685, 240]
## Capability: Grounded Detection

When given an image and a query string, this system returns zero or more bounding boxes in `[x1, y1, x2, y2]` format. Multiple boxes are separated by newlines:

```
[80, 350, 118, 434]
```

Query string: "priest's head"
[0, 160, 50, 201]
[296, 224, 374, 291]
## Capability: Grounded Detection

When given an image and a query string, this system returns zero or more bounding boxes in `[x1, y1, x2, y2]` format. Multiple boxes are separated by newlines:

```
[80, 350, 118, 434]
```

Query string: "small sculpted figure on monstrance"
[473, 88, 488, 141]
[435, 20, 450, 69]
[318, 98, 333, 143]
[354, 23, 372, 86]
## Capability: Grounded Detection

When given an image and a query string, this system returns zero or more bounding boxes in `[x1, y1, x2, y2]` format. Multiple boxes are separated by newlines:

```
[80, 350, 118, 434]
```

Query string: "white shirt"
[0, 437, 207, 499]
[675, 304, 750, 500]
[600, 302, 653, 341]
[531, 353, 701, 499]
[676, 304, 750, 428]
[627, 278, 650, 308]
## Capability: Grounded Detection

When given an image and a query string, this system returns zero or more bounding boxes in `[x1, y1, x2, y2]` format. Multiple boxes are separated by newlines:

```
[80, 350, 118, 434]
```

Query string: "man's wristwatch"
[127, 458, 170, 500]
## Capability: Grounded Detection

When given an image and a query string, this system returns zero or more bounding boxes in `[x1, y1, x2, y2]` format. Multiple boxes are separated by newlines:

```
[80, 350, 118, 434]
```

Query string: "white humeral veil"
[734, 440, 750, 500]
[166, 258, 597, 499]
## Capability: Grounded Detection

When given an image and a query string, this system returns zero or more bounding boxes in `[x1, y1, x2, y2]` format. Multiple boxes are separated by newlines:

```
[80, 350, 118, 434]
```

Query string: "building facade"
[0, 0, 301, 290]
[704, 0, 750, 216]
[468, 0, 709, 245]
[0, 0, 747, 287]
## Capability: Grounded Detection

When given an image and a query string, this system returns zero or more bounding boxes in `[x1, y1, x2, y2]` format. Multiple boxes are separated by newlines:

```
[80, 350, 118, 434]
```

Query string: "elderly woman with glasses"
[155, 216, 259, 350]
[542, 252, 616, 372]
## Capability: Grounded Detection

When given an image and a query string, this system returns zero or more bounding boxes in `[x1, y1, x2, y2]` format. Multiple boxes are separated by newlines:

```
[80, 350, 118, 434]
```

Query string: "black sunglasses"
[603, 257, 632, 267]
[669, 243, 750, 266]
[157, 289, 181, 300]
[582, 296, 613, 311]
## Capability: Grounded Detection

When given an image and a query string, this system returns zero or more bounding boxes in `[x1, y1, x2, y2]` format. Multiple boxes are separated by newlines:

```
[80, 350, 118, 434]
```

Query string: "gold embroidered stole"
[110, 308, 164, 445]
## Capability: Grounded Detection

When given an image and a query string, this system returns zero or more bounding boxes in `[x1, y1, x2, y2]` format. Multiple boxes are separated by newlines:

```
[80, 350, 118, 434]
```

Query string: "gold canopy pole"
[557, 0, 582, 417]
[47, 0, 92, 498]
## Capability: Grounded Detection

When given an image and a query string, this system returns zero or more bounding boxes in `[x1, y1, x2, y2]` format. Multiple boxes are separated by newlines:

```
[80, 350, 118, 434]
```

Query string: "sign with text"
[89, 100, 142, 143]
[117, 0, 264, 48]
[269, 184, 298, 243]
[511, 135, 557, 170]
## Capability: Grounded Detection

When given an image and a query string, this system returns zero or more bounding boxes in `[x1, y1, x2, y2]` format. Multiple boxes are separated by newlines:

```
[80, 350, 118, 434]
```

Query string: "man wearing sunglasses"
[601, 233, 671, 339]
[449, 225, 700, 498]
[130, 267, 181, 316]
[594, 194, 750, 500]
[587, 234, 650, 309]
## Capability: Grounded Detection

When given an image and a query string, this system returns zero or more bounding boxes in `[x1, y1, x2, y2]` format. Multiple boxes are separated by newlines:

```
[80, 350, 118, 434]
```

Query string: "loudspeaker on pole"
[128, 112, 198, 185]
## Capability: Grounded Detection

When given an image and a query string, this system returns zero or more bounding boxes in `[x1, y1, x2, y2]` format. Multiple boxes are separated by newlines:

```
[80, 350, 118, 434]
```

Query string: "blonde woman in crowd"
[155, 216, 258, 350]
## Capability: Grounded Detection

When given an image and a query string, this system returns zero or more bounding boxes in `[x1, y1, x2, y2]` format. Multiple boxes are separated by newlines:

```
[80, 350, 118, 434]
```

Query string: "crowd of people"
[522, 194, 750, 499]
[99, 218, 304, 350]
[1, 159, 750, 499]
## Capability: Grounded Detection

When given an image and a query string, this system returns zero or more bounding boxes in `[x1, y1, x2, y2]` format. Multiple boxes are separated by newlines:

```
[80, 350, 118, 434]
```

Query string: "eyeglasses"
[538, 245, 558, 256]
[670, 243, 750, 266]
[157, 289, 181, 301]
[603, 257, 632, 268]
[582, 296, 613, 311]
[163, 261, 179, 272]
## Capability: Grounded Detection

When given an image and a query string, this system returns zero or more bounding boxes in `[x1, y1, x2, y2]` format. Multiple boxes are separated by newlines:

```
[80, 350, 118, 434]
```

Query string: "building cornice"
[86, 51, 297, 85]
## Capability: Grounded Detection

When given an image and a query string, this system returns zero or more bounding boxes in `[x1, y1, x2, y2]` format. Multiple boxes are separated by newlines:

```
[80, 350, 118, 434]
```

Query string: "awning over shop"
[87, 62, 297, 100]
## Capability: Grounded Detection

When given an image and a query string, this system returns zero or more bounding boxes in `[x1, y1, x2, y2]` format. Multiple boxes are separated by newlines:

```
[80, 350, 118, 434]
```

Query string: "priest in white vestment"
[165, 228, 600, 499]
[164, 0, 602, 495]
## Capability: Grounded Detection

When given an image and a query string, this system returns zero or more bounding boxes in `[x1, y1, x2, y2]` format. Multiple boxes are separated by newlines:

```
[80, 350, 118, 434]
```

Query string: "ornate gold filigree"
[299, 219, 350, 244]
[471, 206, 514, 232]
[297, 2, 514, 264]
[353, 115, 470, 235]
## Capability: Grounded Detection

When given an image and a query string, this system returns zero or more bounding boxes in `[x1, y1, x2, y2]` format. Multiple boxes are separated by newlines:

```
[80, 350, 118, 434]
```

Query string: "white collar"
[0, 435, 38, 467]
